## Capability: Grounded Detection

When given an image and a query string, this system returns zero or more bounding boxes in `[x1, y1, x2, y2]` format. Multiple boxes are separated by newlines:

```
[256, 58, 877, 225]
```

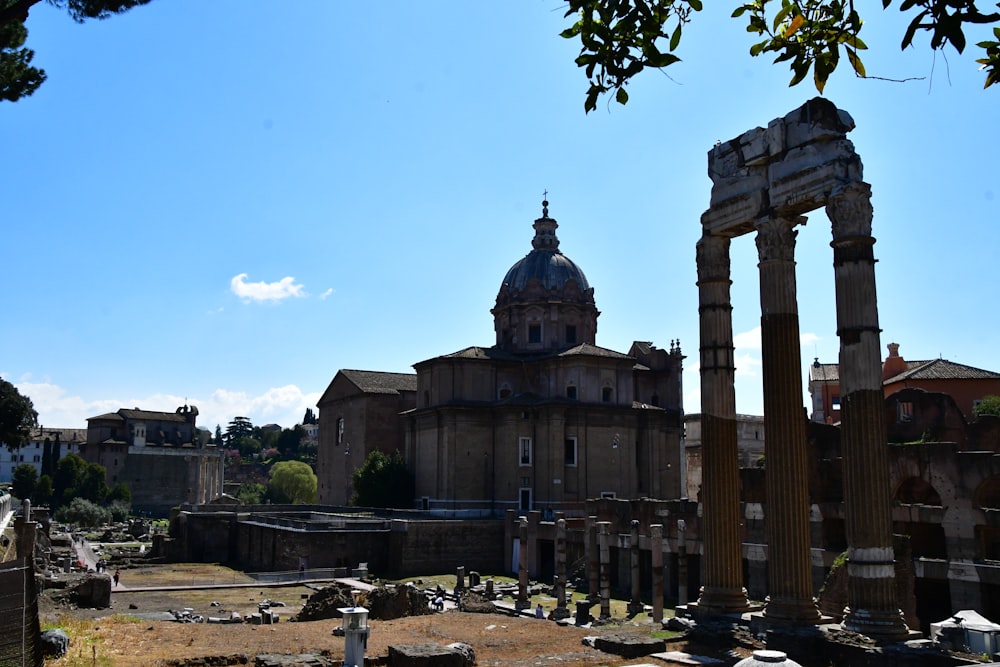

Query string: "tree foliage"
[1, 0, 153, 102]
[33, 473, 53, 505]
[11, 462, 37, 500]
[268, 460, 317, 504]
[302, 407, 318, 425]
[974, 394, 1000, 417]
[351, 449, 415, 509]
[561, 0, 1000, 112]
[55, 496, 111, 527]
[0, 378, 37, 450]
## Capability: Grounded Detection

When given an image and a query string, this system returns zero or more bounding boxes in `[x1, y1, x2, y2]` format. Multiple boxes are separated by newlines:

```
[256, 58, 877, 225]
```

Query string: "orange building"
[808, 342, 1000, 423]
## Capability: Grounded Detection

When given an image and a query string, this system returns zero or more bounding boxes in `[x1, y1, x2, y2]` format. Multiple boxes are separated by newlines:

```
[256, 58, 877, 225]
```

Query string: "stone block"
[388, 643, 467, 667]
[592, 633, 666, 659]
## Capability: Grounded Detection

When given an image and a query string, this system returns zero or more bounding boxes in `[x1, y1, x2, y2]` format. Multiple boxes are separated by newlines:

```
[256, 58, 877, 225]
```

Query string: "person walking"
[113, 569, 120, 588]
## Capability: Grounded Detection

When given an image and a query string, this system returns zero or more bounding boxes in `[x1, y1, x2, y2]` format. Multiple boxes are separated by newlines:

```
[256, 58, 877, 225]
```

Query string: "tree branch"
[0, 0, 44, 26]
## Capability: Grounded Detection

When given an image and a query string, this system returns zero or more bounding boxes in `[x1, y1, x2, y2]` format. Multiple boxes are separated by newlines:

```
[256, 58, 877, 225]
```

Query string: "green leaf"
[732, 6, 747, 18]
[773, 3, 794, 32]
[688, 0, 703, 11]
[670, 23, 682, 51]
[846, 47, 866, 77]
[615, 87, 629, 104]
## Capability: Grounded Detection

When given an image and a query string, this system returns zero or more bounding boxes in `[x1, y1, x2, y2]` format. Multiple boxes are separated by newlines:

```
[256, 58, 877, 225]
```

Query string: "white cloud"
[319, 288, 334, 300]
[733, 326, 761, 351]
[12, 378, 321, 433]
[230, 273, 305, 303]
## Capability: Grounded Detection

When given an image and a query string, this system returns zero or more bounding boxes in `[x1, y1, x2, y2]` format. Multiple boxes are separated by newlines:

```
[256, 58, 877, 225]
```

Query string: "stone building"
[401, 200, 685, 515]
[683, 413, 764, 499]
[809, 341, 1000, 424]
[80, 405, 223, 515]
[316, 370, 417, 505]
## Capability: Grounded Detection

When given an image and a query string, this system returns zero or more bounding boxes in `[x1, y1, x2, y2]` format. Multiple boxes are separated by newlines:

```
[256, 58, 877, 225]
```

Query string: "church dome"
[497, 200, 591, 297]
[492, 199, 599, 353]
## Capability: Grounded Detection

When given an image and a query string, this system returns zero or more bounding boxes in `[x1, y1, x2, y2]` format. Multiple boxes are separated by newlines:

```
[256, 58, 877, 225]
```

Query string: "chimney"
[882, 342, 907, 381]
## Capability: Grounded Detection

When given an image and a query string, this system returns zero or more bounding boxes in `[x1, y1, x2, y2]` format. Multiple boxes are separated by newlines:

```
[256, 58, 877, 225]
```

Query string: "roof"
[810, 358, 1000, 384]
[427, 343, 633, 364]
[30, 428, 87, 443]
[884, 358, 1000, 383]
[340, 369, 417, 394]
[87, 408, 188, 423]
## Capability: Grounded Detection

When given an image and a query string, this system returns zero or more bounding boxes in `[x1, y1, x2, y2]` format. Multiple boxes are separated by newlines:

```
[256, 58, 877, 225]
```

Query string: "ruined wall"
[387, 519, 505, 577]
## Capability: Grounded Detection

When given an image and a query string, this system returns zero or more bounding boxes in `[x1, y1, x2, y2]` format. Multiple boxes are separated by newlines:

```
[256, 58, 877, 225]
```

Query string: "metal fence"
[0, 560, 42, 667]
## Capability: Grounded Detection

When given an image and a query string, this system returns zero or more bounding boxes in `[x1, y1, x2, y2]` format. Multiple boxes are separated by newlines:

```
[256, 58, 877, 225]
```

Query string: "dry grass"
[40, 564, 690, 667]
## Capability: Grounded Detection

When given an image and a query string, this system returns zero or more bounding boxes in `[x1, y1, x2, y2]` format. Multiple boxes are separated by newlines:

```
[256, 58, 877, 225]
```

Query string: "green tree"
[1, 0, 153, 102]
[33, 473, 53, 505]
[0, 378, 37, 451]
[78, 461, 110, 504]
[225, 416, 254, 446]
[277, 425, 304, 456]
[106, 481, 131, 504]
[55, 496, 111, 527]
[302, 407, 318, 425]
[11, 462, 37, 499]
[974, 394, 1000, 417]
[561, 0, 1000, 112]
[53, 452, 86, 507]
[351, 449, 415, 509]
[268, 460, 317, 504]
[235, 482, 266, 505]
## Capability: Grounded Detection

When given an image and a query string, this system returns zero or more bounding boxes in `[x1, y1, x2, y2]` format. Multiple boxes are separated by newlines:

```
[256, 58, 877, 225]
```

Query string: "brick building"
[315, 370, 417, 505]
[316, 200, 685, 515]
[81, 405, 223, 515]
[809, 341, 1000, 424]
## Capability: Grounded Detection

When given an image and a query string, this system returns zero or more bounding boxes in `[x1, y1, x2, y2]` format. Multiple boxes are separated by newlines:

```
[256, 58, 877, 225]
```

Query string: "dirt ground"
[38, 565, 730, 667]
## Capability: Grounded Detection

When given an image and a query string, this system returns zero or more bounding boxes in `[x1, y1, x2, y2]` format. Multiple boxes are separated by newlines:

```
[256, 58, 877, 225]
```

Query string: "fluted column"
[755, 216, 821, 624]
[599, 521, 611, 618]
[827, 181, 908, 640]
[694, 233, 750, 614]
[517, 516, 530, 610]
[552, 518, 570, 620]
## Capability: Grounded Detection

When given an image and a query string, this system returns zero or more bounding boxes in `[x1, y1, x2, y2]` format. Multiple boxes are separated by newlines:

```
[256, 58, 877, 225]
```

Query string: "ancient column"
[455, 565, 466, 594]
[628, 520, 643, 615]
[827, 181, 909, 639]
[516, 516, 530, 610]
[586, 515, 599, 602]
[598, 521, 611, 618]
[755, 216, 821, 625]
[678, 519, 689, 606]
[694, 233, 750, 614]
[552, 518, 570, 620]
[651, 523, 664, 623]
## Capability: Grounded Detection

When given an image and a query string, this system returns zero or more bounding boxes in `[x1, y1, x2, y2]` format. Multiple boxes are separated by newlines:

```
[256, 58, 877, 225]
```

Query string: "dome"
[497, 200, 591, 298]
[492, 199, 599, 353]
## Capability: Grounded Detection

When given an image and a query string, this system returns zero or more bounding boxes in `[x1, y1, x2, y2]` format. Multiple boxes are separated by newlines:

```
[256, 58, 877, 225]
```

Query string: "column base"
[763, 596, 822, 625]
[692, 586, 753, 615]
[843, 606, 912, 642]
[550, 606, 571, 621]
[627, 601, 645, 615]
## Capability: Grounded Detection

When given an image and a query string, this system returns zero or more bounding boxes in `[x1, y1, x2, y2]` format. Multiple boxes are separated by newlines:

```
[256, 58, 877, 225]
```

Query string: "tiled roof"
[341, 369, 417, 394]
[118, 409, 187, 422]
[88, 412, 124, 422]
[30, 428, 87, 443]
[808, 363, 840, 382]
[557, 343, 632, 360]
[884, 358, 1000, 383]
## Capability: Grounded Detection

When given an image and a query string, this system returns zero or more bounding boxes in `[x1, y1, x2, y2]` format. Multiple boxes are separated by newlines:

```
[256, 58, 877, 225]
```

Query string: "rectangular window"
[565, 325, 577, 345]
[519, 487, 532, 511]
[564, 437, 577, 466]
[528, 324, 541, 344]
[831, 396, 841, 411]
[600, 491, 616, 499]
[602, 387, 612, 403]
[566, 385, 577, 399]
[519, 437, 532, 466]
[898, 401, 913, 423]
[337, 417, 345, 445]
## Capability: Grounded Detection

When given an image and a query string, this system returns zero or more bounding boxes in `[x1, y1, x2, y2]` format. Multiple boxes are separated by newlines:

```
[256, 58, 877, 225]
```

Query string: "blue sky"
[3, 1, 997, 433]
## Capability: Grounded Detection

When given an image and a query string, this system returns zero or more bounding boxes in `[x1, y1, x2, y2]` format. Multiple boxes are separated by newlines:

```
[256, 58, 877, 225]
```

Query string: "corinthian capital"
[754, 216, 803, 263]
[827, 181, 873, 240]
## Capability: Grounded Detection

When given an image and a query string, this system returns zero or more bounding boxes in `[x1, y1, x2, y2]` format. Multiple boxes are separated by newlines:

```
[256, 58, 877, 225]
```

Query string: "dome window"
[602, 387, 613, 403]
[565, 325, 577, 345]
[528, 324, 542, 344]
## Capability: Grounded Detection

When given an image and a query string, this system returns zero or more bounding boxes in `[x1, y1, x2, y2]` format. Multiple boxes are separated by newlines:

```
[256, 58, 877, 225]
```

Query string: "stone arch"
[893, 476, 942, 506]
